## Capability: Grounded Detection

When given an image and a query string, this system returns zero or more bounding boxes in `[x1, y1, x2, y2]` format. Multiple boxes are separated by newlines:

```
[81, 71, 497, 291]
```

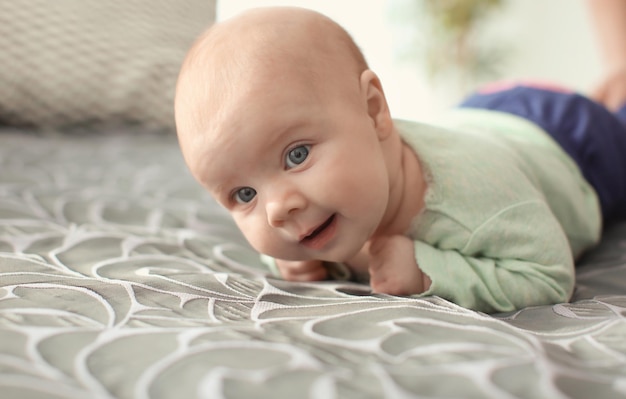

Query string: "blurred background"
[220, 0, 601, 121]
[0, 0, 603, 129]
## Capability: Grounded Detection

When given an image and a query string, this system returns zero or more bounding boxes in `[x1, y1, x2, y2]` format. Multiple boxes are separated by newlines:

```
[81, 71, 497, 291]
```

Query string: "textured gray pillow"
[0, 1, 216, 130]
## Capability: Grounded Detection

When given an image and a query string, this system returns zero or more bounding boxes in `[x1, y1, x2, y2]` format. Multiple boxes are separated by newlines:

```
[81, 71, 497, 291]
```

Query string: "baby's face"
[183, 74, 391, 262]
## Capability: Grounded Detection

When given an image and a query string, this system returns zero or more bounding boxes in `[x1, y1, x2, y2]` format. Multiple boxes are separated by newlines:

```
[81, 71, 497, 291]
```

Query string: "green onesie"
[401, 108, 601, 312]
[263, 108, 602, 313]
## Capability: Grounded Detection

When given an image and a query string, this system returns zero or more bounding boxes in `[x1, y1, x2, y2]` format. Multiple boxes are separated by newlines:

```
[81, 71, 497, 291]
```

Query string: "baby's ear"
[360, 69, 393, 140]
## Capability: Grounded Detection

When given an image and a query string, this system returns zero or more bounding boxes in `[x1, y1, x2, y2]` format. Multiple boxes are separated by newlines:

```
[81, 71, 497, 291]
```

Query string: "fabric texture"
[0, 0, 216, 130]
[1, 127, 626, 398]
[459, 85, 626, 221]
[398, 112, 601, 312]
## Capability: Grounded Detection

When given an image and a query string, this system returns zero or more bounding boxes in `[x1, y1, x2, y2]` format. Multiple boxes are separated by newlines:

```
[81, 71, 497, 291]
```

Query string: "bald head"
[174, 7, 369, 144]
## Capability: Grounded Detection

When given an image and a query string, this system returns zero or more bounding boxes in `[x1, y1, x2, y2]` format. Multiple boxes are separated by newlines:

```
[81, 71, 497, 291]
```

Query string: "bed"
[2, 127, 626, 399]
[3, 2, 626, 399]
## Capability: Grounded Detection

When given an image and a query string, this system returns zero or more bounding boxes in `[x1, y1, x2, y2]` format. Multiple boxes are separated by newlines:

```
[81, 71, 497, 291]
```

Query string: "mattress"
[2, 127, 626, 399]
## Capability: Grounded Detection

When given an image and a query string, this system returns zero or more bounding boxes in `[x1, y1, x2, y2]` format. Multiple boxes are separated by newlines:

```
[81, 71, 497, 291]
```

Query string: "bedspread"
[2, 128, 626, 399]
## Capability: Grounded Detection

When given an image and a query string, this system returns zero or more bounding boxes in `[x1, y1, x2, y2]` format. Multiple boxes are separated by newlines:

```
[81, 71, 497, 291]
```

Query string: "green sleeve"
[415, 201, 576, 313]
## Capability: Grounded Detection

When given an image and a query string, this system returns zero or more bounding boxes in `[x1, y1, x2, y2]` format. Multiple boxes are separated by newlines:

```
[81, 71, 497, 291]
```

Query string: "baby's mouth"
[300, 214, 336, 247]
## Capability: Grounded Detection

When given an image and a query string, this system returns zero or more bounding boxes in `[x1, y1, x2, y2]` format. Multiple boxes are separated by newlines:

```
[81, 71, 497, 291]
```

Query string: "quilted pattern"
[0, 1, 215, 129]
[1, 129, 626, 398]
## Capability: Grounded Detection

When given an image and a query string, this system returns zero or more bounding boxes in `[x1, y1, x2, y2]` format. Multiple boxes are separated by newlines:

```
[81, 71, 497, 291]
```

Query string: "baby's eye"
[234, 187, 256, 203]
[286, 145, 311, 168]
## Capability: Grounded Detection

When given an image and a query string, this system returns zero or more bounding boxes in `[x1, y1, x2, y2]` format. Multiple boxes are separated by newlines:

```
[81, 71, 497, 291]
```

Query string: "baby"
[175, 7, 626, 313]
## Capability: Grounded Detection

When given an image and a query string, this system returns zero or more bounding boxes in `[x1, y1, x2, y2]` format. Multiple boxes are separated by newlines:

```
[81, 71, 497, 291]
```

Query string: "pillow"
[0, 0, 216, 130]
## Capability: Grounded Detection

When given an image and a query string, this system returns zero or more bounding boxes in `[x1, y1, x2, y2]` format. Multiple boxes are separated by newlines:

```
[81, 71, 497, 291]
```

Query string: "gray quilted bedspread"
[2, 128, 626, 399]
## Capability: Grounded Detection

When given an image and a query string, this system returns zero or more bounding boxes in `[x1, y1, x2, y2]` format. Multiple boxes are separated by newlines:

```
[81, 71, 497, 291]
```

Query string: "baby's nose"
[266, 188, 307, 228]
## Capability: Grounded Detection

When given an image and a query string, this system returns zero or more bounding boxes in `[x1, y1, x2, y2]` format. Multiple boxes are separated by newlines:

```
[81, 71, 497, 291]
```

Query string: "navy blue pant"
[459, 84, 626, 222]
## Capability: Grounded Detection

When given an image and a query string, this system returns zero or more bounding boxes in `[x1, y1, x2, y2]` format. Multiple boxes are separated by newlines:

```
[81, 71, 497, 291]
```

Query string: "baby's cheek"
[239, 221, 277, 255]
[239, 222, 263, 247]
[235, 214, 296, 259]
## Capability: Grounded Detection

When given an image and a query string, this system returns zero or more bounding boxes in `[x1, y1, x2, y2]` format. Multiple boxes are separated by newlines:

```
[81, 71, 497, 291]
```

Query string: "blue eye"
[286, 145, 310, 168]
[234, 187, 256, 203]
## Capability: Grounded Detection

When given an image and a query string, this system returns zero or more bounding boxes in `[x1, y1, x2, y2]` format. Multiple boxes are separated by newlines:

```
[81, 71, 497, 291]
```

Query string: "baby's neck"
[346, 134, 426, 277]
[374, 131, 427, 237]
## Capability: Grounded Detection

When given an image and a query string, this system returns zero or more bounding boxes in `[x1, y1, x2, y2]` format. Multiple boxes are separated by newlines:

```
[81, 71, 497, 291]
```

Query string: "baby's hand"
[368, 235, 431, 296]
[275, 259, 328, 282]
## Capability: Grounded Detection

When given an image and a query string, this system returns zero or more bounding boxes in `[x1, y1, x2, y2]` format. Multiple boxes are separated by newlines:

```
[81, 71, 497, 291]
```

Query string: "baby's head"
[175, 7, 399, 262]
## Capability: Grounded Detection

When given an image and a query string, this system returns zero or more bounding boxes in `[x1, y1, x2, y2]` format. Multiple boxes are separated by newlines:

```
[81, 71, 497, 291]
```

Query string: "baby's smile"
[299, 214, 337, 250]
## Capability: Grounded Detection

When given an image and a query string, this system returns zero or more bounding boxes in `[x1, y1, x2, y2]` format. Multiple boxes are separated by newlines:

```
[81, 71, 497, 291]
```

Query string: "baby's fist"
[368, 235, 431, 296]
[275, 259, 328, 282]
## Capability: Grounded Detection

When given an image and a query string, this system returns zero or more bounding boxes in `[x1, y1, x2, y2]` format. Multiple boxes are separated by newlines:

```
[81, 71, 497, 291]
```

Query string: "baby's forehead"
[177, 8, 367, 171]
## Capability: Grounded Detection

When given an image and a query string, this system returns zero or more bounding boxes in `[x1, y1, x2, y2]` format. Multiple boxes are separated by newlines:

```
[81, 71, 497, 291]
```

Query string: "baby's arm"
[413, 202, 581, 313]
